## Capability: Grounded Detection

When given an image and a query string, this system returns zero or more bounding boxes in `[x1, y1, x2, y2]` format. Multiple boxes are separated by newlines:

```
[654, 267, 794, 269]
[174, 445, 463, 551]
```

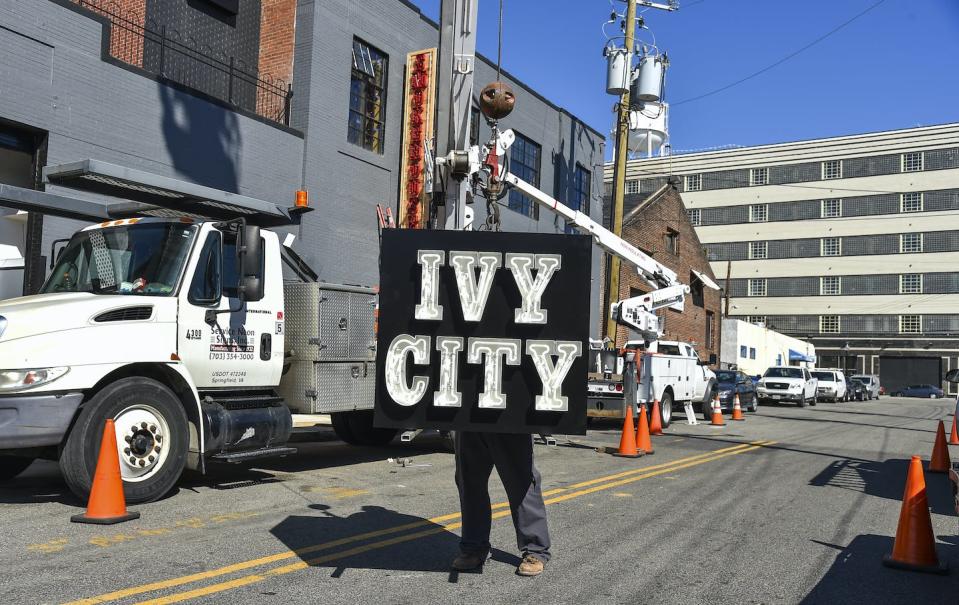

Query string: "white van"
[812, 369, 847, 402]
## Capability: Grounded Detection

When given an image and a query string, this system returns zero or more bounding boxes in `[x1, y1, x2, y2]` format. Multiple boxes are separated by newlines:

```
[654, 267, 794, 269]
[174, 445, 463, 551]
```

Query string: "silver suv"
[851, 375, 880, 400]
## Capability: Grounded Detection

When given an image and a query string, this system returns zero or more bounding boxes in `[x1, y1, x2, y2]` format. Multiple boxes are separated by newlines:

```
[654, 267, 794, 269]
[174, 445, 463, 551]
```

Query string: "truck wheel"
[701, 401, 713, 421]
[347, 411, 398, 446]
[0, 455, 34, 481]
[330, 412, 360, 445]
[60, 377, 188, 504]
[798, 396, 808, 408]
[810, 394, 818, 407]
[749, 394, 758, 413]
[659, 392, 673, 428]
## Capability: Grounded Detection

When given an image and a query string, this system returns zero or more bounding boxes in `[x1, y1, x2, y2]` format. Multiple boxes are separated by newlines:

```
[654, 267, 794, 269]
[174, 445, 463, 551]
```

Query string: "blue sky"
[409, 0, 959, 156]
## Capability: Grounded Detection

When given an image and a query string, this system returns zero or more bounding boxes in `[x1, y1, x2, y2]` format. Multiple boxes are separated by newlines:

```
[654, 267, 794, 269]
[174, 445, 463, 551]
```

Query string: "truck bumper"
[0, 392, 83, 449]
[587, 395, 626, 418]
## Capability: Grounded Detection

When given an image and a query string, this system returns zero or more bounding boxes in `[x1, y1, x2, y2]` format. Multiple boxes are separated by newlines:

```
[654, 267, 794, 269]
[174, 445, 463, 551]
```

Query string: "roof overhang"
[42, 159, 309, 227]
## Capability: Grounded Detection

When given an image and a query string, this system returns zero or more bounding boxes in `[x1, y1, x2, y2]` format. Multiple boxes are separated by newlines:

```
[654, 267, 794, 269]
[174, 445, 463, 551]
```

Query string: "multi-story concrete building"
[0, 0, 605, 324]
[609, 123, 959, 394]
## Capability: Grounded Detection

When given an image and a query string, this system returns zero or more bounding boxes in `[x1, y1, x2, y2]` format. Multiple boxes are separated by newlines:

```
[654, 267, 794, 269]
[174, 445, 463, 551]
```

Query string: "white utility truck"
[0, 163, 392, 503]
[587, 339, 716, 427]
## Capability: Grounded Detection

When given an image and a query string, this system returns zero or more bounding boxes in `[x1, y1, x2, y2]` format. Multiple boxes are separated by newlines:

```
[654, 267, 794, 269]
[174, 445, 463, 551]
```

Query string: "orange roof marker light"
[295, 190, 309, 208]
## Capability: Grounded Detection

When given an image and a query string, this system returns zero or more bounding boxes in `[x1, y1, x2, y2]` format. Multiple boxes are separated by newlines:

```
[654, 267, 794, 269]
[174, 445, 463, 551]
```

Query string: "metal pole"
[724, 259, 732, 317]
[604, 0, 639, 345]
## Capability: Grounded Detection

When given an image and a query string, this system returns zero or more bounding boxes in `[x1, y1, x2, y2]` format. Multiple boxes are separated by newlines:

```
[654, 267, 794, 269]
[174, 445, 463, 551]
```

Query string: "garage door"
[879, 356, 941, 394]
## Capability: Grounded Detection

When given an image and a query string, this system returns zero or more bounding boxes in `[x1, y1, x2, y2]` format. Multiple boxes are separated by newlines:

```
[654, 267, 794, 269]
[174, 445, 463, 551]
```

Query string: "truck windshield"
[41, 222, 197, 296]
[812, 371, 835, 381]
[715, 371, 737, 383]
[764, 367, 803, 379]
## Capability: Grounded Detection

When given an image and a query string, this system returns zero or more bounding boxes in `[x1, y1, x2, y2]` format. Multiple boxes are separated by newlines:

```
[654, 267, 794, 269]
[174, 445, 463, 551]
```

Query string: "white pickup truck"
[587, 340, 716, 427]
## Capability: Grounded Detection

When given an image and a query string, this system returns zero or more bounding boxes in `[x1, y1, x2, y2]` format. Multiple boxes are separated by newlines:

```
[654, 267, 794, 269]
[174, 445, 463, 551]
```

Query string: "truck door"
[177, 226, 284, 388]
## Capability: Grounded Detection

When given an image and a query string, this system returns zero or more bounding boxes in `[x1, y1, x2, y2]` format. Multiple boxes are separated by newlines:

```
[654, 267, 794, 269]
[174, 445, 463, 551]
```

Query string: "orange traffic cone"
[635, 405, 654, 455]
[731, 393, 745, 421]
[71, 419, 140, 525]
[612, 405, 641, 458]
[882, 455, 947, 574]
[929, 420, 951, 474]
[650, 399, 664, 436]
[949, 414, 959, 446]
[709, 394, 725, 427]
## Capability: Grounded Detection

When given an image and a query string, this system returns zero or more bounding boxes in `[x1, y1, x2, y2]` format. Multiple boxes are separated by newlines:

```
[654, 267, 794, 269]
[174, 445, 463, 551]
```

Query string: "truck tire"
[798, 395, 808, 408]
[659, 391, 673, 428]
[347, 410, 398, 446]
[748, 394, 758, 413]
[330, 412, 361, 445]
[60, 377, 188, 504]
[0, 455, 34, 481]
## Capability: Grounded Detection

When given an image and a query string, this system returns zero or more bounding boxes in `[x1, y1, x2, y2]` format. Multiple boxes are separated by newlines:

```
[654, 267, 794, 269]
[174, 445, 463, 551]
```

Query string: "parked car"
[891, 384, 945, 398]
[851, 375, 881, 400]
[757, 366, 818, 407]
[812, 369, 847, 402]
[847, 377, 867, 401]
[714, 370, 758, 413]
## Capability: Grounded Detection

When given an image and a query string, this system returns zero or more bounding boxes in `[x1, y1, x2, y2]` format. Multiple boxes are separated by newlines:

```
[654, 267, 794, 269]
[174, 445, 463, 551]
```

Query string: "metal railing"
[71, 0, 293, 126]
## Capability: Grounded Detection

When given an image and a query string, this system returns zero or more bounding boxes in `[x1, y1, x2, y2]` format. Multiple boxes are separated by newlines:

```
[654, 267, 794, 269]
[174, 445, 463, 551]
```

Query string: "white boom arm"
[502, 170, 690, 341]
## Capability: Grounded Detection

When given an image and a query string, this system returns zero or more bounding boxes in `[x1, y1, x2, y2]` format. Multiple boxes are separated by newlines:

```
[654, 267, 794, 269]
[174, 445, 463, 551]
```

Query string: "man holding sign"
[375, 229, 591, 576]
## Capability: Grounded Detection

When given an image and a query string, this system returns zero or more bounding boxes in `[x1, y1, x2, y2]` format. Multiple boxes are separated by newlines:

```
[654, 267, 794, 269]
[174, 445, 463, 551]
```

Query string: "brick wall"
[257, 0, 296, 101]
[70, 0, 147, 67]
[600, 185, 723, 363]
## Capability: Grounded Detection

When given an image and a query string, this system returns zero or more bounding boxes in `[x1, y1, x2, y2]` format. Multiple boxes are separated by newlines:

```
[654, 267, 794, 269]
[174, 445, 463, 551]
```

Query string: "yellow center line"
[128, 440, 775, 605]
[64, 439, 769, 605]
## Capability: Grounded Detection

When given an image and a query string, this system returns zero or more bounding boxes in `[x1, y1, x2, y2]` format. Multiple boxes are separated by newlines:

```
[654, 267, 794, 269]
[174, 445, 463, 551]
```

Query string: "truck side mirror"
[946, 369, 959, 384]
[237, 224, 265, 302]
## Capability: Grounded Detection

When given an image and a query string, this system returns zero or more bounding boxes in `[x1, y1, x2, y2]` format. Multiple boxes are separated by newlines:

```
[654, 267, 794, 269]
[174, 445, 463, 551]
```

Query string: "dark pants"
[454, 431, 551, 562]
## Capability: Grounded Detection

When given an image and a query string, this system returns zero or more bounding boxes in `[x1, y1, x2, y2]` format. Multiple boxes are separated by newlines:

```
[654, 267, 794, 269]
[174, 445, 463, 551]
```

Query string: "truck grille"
[766, 382, 790, 390]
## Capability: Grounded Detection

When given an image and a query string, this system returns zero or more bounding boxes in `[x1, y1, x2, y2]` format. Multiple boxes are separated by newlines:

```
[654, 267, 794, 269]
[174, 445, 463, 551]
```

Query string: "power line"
[672, 0, 888, 106]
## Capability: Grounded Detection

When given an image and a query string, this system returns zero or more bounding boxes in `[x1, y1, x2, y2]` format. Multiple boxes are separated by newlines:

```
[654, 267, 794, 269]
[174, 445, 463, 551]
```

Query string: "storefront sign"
[375, 229, 590, 434]
[397, 48, 436, 229]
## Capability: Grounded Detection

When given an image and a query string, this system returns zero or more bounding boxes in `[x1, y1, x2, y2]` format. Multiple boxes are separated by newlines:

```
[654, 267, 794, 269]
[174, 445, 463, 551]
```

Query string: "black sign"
[374, 229, 590, 435]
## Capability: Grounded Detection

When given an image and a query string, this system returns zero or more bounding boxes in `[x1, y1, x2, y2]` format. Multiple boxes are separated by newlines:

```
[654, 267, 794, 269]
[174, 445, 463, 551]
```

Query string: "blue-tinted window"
[348, 39, 388, 154]
[749, 348, 757, 359]
[740, 345, 747, 357]
[508, 133, 541, 218]
[566, 163, 591, 234]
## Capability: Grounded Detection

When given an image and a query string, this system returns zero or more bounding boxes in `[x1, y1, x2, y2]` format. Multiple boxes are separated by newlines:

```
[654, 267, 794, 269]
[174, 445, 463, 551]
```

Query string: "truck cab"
[0, 217, 296, 502]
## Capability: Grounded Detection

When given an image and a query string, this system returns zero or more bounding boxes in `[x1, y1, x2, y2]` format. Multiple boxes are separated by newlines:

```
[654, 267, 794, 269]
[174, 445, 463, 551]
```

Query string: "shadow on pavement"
[757, 411, 936, 434]
[270, 504, 520, 580]
[800, 534, 958, 604]
[809, 458, 955, 516]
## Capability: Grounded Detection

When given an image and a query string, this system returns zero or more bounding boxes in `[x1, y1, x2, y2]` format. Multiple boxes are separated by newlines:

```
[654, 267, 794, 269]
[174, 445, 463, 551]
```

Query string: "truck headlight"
[0, 367, 70, 392]
[0, 315, 6, 339]
[789, 383, 802, 391]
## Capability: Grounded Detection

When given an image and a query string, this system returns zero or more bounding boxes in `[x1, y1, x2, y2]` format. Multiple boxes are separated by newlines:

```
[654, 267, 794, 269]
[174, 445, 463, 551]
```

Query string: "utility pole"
[724, 259, 731, 317]
[604, 0, 639, 345]
[603, 0, 676, 345]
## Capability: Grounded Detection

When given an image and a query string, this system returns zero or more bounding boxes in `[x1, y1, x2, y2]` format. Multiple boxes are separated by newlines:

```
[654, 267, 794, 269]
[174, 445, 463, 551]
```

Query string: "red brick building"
[601, 181, 723, 363]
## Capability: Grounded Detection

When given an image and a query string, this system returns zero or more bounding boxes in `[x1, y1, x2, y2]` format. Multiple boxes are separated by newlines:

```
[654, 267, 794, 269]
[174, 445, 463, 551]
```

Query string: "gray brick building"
[0, 0, 606, 326]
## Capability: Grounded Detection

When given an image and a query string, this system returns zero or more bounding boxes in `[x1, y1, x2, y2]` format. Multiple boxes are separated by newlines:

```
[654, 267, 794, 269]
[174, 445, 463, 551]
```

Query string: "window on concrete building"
[820, 276, 841, 295]
[508, 132, 541, 218]
[821, 237, 841, 257]
[749, 347, 756, 359]
[820, 315, 840, 333]
[749, 167, 768, 186]
[749, 241, 768, 260]
[685, 174, 701, 192]
[822, 159, 842, 180]
[900, 192, 923, 213]
[899, 314, 921, 333]
[900, 273, 922, 294]
[348, 38, 388, 154]
[747, 315, 766, 325]
[748, 278, 767, 297]
[821, 199, 842, 218]
[900, 233, 923, 253]
[690, 271, 705, 308]
[740, 345, 748, 358]
[687, 208, 701, 226]
[626, 179, 640, 194]
[705, 311, 714, 348]
[902, 151, 924, 173]
[749, 204, 768, 223]
[567, 163, 591, 234]
[604, 181, 612, 196]
[665, 228, 680, 255]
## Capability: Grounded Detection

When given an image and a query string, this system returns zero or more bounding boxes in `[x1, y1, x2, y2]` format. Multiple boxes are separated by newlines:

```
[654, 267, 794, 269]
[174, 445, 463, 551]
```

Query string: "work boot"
[451, 551, 487, 571]
[516, 553, 546, 576]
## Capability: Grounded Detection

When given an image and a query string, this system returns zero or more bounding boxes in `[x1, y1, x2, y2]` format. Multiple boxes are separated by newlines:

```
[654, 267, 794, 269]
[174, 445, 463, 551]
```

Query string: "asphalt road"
[2, 396, 959, 604]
